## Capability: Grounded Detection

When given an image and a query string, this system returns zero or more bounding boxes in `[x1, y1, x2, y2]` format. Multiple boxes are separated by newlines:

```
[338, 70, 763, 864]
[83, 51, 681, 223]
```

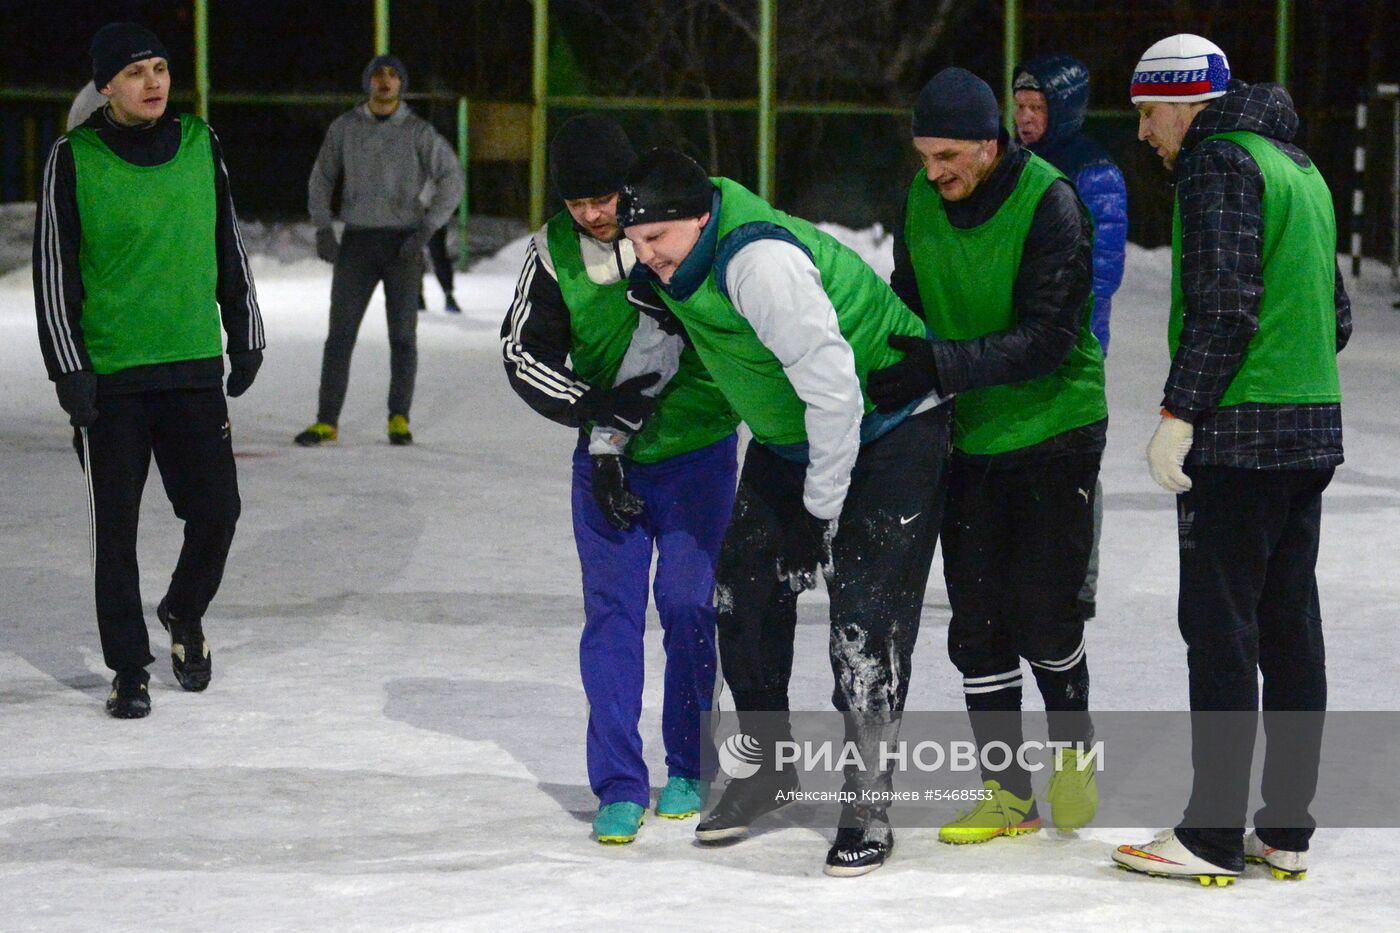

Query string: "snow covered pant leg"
[635, 435, 738, 780]
[714, 441, 803, 718]
[84, 394, 155, 674]
[828, 406, 950, 798]
[149, 388, 241, 623]
[1175, 466, 1332, 865]
[316, 230, 381, 425]
[572, 445, 653, 808]
[382, 232, 422, 418]
[942, 458, 1029, 796]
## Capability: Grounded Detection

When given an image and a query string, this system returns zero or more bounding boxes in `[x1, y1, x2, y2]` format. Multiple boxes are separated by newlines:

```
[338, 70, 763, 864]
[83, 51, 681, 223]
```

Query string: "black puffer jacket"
[891, 131, 1101, 464]
[1168, 79, 1351, 470]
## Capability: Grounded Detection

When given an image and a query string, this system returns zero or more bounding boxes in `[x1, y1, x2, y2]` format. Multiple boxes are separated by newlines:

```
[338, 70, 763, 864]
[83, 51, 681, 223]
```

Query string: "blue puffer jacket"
[1015, 54, 1127, 353]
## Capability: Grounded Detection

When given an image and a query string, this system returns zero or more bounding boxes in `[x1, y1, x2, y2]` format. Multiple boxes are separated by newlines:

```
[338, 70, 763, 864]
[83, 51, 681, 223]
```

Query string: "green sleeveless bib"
[545, 212, 736, 463]
[904, 152, 1107, 455]
[1170, 131, 1341, 406]
[655, 178, 926, 446]
[69, 114, 221, 375]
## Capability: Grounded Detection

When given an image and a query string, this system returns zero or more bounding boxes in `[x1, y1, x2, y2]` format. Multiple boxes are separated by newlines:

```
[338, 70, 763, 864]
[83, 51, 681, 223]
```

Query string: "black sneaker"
[106, 669, 151, 719]
[444, 295, 461, 313]
[824, 805, 894, 877]
[157, 599, 212, 692]
[695, 768, 800, 844]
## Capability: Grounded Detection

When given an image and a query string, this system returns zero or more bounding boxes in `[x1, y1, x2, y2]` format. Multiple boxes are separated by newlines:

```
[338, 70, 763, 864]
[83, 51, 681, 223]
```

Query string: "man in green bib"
[501, 117, 740, 846]
[32, 23, 265, 719]
[1113, 34, 1351, 886]
[869, 67, 1106, 844]
[617, 147, 953, 877]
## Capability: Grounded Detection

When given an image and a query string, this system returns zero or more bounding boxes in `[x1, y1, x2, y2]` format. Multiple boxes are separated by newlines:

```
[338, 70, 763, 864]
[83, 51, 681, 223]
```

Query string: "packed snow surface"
[2, 234, 1400, 930]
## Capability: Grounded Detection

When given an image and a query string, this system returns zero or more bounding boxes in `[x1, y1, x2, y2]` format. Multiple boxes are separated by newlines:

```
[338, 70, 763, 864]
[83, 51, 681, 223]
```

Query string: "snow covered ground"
[2, 238, 1399, 931]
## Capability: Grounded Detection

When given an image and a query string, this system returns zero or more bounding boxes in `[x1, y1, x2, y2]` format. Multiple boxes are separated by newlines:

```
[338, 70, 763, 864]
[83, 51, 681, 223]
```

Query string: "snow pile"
[0, 202, 36, 276]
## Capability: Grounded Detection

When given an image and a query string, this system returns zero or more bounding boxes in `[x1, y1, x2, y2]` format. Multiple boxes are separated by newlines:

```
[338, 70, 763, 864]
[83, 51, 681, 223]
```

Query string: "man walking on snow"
[33, 22, 265, 718]
[615, 147, 952, 876]
[296, 54, 464, 447]
[501, 116, 739, 846]
[1112, 34, 1349, 886]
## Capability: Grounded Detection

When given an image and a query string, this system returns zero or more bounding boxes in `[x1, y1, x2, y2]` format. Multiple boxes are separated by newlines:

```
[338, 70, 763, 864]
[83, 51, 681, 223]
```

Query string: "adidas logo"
[1177, 502, 1196, 549]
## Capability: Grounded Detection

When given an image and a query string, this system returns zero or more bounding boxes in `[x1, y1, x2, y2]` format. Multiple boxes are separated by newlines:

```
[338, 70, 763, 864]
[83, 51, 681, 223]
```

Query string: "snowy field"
[2, 235, 1399, 931]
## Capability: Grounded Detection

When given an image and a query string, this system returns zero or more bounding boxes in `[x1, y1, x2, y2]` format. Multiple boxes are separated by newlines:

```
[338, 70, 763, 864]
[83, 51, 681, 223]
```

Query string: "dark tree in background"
[1, 0, 1395, 252]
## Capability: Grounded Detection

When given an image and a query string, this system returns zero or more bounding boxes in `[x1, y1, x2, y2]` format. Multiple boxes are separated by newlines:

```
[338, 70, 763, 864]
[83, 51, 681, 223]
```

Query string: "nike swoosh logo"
[616, 417, 643, 431]
[900, 513, 921, 526]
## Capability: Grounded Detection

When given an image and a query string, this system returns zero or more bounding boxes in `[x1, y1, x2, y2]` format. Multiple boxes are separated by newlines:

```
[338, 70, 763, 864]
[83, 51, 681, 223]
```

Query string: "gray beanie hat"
[362, 55, 408, 95]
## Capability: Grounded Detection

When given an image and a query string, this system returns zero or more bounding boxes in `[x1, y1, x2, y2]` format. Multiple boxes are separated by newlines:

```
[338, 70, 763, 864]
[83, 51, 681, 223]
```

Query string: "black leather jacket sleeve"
[927, 178, 1093, 395]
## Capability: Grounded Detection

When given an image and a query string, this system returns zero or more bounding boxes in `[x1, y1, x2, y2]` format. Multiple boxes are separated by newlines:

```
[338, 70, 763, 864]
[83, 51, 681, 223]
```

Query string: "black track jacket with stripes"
[500, 225, 635, 428]
[33, 107, 264, 394]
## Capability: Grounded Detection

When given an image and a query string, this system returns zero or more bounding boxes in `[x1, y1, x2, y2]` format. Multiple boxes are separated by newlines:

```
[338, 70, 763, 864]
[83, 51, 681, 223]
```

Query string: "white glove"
[1147, 413, 1194, 493]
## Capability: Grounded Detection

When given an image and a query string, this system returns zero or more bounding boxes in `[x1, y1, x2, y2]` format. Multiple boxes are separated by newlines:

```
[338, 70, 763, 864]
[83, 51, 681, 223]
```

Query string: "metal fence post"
[375, 0, 390, 55]
[458, 95, 470, 269]
[194, 0, 209, 120]
[757, 0, 776, 203]
[1274, 0, 1291, 86]
[530, 0, 549, 229]
[1004, 0, 1019, 129]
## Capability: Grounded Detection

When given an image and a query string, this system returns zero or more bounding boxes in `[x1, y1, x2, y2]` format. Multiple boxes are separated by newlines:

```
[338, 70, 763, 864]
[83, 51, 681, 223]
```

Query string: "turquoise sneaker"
[656, 777, 709, 819]
[592, 801, 645, 844]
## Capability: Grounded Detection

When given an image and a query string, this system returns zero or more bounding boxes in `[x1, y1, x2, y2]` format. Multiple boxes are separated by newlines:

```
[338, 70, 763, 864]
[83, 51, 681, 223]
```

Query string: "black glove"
[577, 372, 662, 434]
[315, 226, 339, 263]
[226, 349, 263, 398]
[867, 334, 941, 412]
[591, 454, 645, 531]
[54, 371, 98, 428]
[399, 226, 432, 261]
[626, 279, 693, 347]
[776, 508, 833, 593]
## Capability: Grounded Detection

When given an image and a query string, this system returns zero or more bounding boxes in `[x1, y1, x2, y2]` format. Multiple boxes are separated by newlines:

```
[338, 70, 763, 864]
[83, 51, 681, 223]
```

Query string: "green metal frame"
[375, 0, 390, 55]
[1004, 0, 1019, 131]
[3, 0, 1303, 236]
[194, 0, 209, 119]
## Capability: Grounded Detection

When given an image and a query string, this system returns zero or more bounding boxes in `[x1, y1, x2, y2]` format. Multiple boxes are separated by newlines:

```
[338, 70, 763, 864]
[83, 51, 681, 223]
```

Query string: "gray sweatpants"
[316, 227, 422, 424]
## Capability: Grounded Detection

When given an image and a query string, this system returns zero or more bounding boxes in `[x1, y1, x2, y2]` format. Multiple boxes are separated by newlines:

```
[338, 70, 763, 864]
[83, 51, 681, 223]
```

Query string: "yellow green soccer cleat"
[387, 414, 413, 446]
[939, 780, 1041, 844]
[1112, 830, 1241, 885]
[655, 777, 709, 819]
[592, 801, 644, 844]
[294, 422, 337, 446]
[1045, 746, 1099, 831]
[1245, 831, 1307, 880]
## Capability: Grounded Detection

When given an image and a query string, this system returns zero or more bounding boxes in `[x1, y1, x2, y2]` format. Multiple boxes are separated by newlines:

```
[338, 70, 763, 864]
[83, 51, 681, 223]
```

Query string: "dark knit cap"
[549, 115, 637, 200]
[362, 54, 408, 94]
[912, 67, 1000, 140]
[91, 22, 169, 90]
[617, 148, 714, 228]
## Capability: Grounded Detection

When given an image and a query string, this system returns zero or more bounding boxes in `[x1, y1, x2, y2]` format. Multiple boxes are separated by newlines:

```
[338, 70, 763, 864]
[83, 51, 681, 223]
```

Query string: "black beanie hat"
[616, 148, 714, 229]
[912, 67, 1000, 140]
[362, 54, 408, 95]
[91, 22, 169, 91]
[549, 115, 637, 200]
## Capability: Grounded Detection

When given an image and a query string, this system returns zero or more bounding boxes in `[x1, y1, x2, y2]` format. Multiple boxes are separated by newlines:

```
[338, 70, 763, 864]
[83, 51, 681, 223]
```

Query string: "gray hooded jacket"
[308, 103, 464, 233]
